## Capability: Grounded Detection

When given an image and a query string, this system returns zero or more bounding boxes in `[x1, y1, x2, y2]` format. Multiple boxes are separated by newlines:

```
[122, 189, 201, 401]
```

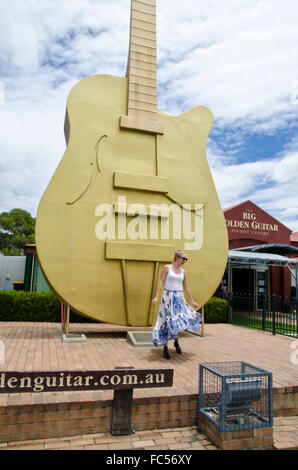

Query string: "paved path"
[0, 322, 297, 395]
[0, 322, 297, 450]
[1, 418, 297, 450]
[273, 417, 298, 450]
[0, 426, 216, 450]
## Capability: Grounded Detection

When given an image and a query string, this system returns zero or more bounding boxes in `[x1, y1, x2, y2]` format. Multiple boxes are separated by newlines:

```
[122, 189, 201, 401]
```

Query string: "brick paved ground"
[0, 425, 217, 450]
[1, 418, 297, 450]
[0, 322, 297, 392]
[0, 322, 297, 450]
[273, 417, 298, 450]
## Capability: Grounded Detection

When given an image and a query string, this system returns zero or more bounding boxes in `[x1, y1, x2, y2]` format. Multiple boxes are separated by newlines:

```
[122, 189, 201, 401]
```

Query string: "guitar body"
[35, 74, 228, 326]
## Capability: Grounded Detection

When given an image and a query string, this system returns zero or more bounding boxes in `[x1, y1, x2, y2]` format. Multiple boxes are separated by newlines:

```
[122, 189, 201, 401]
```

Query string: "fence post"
[228, 291, 232, 324]
[111, 366, 134, 435]
[284, 296, 288, 334]
[262, 297, 266, 331]
[272, 295, 276, 335]
[227, 259, 231, 323]
[296, 297, 298, 338]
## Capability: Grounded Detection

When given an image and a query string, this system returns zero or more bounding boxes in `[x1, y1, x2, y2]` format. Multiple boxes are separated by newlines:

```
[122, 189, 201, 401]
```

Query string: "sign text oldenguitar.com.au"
[0, 369, 173, 394]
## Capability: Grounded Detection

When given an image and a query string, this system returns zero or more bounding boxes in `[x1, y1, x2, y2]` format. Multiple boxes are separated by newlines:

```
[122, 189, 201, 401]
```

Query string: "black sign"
[0, 368, 174, 394]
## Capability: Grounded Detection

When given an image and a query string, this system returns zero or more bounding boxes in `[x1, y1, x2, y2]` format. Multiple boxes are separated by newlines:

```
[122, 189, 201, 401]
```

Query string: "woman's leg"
[174, 336, 182, 354]
[163, 343, 171, 359]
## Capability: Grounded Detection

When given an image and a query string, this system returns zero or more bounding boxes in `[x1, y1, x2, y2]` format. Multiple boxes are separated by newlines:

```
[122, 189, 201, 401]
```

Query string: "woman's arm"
[183, 271, 199, 310]
[152, 266, 169, 305]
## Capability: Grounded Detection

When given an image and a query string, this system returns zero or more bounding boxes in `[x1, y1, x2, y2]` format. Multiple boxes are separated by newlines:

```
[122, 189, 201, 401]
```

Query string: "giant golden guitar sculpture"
[35, 0, 228, 326]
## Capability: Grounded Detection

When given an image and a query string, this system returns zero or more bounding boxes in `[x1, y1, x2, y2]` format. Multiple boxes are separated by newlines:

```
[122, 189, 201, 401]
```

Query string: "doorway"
[232, 267, 255, 311]
[232, 268, 255, 295]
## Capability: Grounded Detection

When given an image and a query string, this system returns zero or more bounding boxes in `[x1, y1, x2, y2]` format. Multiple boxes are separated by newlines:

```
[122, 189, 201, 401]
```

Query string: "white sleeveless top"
[164, 265, 184, 291]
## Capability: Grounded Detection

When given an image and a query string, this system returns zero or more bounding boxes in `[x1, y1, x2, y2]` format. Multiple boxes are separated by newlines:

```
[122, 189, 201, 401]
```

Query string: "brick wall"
[131, 394, 197, 431]
[199, 414, 274, 450]
[0, 387, 297, 444]
[273, 386, 298, 417]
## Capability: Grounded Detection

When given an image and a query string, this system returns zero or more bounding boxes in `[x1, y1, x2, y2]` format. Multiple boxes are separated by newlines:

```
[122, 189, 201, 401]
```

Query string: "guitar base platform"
[127, 331, 153, 347]
[62, 333, 87, 343]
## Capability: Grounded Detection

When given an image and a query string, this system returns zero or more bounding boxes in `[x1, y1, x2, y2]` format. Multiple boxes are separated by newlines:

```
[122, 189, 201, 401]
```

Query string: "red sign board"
[224, 200, 291, 246]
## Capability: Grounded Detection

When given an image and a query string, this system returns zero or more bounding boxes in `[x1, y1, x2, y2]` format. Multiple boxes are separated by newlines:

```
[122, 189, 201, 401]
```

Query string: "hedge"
[203, 297, 228, 323]
[0, 291, 228, 324]
[0, 291, 95, 323]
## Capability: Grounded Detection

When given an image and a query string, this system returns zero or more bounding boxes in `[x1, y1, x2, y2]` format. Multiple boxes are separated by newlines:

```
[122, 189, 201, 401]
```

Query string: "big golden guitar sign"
[226, 210, 279, 237]
[226, 212, 279, 232]
[35, 0, 228, 326]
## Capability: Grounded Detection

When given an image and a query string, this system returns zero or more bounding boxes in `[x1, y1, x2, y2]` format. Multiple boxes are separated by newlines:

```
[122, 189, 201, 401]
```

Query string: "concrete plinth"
[127, 331, 153, 347]
[62, 333, 86, 343]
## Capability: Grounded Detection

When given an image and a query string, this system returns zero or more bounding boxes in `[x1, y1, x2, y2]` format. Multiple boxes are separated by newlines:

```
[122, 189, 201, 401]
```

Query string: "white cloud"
[0, 0, 297, 235]
[157, 0, 298, 130]
[209, 145, 298, 231]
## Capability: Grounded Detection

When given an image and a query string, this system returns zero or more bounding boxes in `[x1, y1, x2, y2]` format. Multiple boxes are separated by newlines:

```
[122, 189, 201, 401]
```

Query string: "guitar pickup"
[113, 202, 169, 219]
[113, 171, 169, 194]
[105, 241, 174, 262]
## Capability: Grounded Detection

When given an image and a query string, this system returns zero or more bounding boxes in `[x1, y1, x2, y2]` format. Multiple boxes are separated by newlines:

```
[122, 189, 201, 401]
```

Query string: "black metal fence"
[228, 293, 298, 338]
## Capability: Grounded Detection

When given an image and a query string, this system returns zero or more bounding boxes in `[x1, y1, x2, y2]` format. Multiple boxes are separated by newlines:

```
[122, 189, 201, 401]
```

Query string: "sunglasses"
[178, 256, 188, 261]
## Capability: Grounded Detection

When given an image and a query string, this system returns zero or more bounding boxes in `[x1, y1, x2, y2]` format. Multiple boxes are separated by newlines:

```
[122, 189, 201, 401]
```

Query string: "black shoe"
[174, 340, 182, 354]
[163, 346, 171, 360]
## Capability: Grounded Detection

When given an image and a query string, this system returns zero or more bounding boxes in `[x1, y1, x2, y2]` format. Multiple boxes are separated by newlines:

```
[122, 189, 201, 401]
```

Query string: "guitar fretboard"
[120, 0, 164, 134]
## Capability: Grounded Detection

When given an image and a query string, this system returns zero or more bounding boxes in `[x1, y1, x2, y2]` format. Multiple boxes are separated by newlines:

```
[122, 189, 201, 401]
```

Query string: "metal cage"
[199, 361, 273, 432]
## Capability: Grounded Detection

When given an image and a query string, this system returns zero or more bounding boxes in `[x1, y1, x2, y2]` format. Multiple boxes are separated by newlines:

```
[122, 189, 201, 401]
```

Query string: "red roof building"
[222, 201, 297, 300]
[290, 232, 298, 248]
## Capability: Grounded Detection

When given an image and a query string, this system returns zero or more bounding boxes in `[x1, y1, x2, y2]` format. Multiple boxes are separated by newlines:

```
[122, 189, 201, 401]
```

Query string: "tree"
[0, 209, 35, 255]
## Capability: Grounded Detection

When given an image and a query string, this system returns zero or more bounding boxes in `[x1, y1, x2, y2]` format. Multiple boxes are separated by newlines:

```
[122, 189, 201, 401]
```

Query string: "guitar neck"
[120, 0, 164, 134]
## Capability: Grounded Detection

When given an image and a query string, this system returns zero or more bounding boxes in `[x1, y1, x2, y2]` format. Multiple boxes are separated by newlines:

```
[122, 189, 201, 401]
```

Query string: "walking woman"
[152, 250, 202, 359]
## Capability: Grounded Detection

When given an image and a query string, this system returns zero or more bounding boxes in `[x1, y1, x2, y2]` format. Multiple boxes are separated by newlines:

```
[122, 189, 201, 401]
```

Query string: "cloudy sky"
[0, 0, 298, 232]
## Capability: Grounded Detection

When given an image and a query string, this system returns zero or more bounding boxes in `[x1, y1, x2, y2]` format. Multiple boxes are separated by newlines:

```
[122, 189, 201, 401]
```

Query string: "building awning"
[233, 243, 298, 256]
[228, 249, 298, 267]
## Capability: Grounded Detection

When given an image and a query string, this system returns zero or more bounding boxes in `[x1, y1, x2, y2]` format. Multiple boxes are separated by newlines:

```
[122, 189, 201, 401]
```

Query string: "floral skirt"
[152, 289, 202, 346]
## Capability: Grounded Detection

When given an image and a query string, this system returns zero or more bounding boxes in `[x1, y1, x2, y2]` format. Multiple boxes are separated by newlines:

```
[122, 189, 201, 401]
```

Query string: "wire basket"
[199, 361, 273, 432]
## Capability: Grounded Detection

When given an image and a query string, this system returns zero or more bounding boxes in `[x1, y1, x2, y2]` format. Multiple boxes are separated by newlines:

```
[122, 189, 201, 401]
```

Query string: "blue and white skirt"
[152, 289, 202, 346]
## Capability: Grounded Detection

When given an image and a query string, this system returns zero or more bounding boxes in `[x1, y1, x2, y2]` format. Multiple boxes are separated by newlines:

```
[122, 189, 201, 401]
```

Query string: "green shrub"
[0, 291, 96, 323]
[0, 291, 228, 324]
[204, 297, 228, 323]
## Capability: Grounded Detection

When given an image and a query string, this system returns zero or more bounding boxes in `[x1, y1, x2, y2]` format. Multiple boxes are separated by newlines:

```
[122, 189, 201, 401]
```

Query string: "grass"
[231, 312, 298, 337]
